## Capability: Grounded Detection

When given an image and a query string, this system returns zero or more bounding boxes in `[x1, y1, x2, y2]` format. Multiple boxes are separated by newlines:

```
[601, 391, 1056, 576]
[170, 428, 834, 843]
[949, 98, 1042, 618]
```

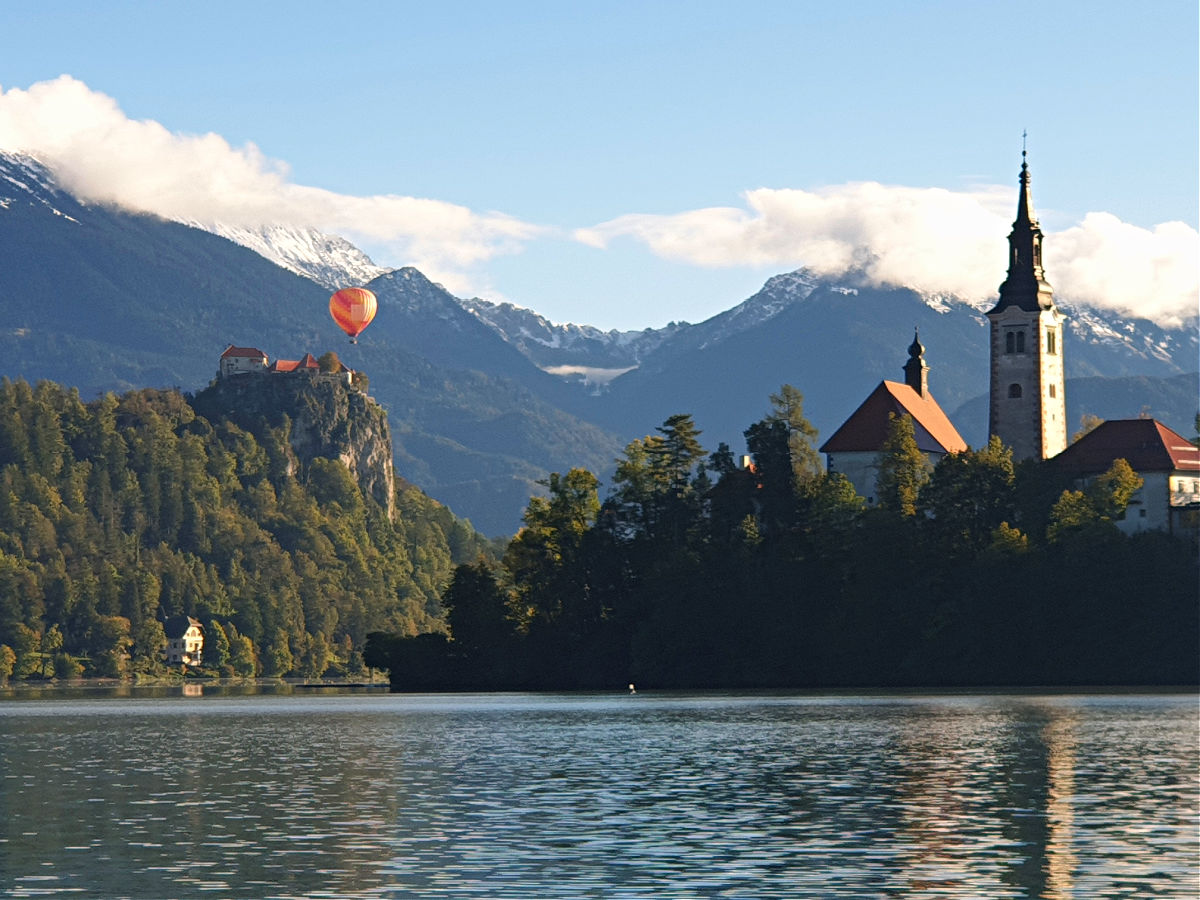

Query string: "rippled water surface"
[0, 690, 1195, 898]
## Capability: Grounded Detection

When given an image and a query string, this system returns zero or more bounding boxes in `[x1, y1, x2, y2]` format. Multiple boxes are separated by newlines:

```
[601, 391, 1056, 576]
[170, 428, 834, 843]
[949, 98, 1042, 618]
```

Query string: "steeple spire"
[903, 327, 929, 397]
[989, 143, 1055, 314]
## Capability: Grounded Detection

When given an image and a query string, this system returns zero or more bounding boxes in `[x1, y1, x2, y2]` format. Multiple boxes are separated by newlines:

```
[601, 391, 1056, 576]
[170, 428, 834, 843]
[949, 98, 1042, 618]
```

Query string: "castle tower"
[987, 150, 1067, 459]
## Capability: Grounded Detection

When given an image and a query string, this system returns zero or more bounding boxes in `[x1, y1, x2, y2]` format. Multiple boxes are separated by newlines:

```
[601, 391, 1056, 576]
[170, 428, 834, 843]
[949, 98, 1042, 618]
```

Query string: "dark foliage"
[369, 389, 1199, 690]
[0, 376, 492, 679]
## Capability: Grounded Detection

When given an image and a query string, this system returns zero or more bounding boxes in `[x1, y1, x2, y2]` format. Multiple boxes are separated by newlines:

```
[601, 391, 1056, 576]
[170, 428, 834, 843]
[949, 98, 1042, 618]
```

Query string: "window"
[1008, 383, 1022, 399]
[1016, 331, 1025, 353]
[1005, 332, 1014, 354]
[1049, 384, 1056, 398]
[1046, 330, 1056, 354]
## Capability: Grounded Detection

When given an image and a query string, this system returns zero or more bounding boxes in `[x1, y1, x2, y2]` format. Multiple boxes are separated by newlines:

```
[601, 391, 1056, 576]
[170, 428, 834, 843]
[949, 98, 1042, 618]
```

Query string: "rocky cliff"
[192, 372, 396, 518]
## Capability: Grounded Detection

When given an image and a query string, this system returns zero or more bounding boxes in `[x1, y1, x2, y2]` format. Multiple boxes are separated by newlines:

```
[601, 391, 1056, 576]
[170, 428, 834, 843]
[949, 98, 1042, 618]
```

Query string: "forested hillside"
[368, 389, 1200, 690]
[0, 377, 492, 682]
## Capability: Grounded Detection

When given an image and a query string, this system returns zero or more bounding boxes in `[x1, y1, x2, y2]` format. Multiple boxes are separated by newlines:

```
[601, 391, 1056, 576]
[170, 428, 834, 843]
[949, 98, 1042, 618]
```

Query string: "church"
[821, 150, 1064, 503]
[819, 150, 1199, 533]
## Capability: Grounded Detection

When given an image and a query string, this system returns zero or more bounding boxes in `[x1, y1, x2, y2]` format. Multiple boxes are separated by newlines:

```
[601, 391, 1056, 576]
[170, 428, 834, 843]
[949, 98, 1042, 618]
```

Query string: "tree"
[986, 521, 1029, 556]
[505, 469, 600, 626]
[921, 436, 1016, 552]
[744, 417, 794, 533]
[39, 624, 64, 678]
[88, 615, 132, 678]
[1090, 458, 1143, 521]
[317, 351, 342, 374]
[228, 632, 258, 677]
[1047, 458, 1144, 542]
[766, 385, 822, 488]
[7, 623, 40, 680]
[0, 644, 14, 684]
[131, 618, 167, 673]
[204, 620, 231, 670]
[875, 413, 930, 516]
[444, 559, 511, 656]
[299, 632, 330, 680]
[264, 629, 294, 677]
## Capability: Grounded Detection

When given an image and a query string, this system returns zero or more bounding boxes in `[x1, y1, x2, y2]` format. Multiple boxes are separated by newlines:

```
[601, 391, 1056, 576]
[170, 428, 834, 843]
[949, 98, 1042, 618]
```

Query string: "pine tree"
[875, 413, 930, 517]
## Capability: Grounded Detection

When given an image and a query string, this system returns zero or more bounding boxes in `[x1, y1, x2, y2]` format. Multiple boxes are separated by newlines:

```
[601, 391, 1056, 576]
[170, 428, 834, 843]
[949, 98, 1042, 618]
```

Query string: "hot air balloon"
[329, 288, 378, 343]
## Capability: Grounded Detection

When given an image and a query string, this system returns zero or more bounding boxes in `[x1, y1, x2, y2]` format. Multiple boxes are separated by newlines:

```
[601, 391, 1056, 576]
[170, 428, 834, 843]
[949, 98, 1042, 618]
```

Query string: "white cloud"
[0, 76, 542, 286]
[2, 77, 1195, 327]
[577, 185, 1199, 327]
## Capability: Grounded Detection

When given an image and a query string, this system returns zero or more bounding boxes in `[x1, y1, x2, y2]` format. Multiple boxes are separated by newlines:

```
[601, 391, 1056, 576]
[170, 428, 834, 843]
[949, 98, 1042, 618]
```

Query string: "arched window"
[1005, 332, 1015, 354]
[1016, 331, 1026, 353]
[1008, 383, 1022, 399]
[1046, 330, 1056, 354]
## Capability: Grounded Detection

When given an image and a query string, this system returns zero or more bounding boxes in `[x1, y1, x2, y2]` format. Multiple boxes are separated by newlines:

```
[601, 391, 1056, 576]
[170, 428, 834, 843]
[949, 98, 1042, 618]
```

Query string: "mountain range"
[2, 150, 1195, 533]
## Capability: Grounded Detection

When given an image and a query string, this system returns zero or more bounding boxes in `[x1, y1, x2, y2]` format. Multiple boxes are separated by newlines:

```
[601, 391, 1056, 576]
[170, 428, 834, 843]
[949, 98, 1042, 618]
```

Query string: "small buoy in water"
[628, 683, 636, 694]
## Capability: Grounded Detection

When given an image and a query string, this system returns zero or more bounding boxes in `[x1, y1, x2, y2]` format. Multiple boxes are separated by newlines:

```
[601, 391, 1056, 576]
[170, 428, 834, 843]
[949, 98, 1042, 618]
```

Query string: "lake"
[0, 689, 1195, 898]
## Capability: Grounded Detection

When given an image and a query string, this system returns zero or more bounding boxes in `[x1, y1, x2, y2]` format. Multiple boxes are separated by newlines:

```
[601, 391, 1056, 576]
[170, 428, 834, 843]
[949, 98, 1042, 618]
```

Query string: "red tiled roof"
[1053, 419, 1200, 474]
[220, 345, 267, 359]
[819, 381, 968, 455]
[270, 353, 320, 373]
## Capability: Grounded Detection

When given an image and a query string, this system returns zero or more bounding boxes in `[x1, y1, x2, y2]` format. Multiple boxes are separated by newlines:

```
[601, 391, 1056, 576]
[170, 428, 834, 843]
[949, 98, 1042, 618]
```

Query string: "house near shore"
[164, 615, 204, 667]
[1052, 419, 1200, 538]
[820, 331, 967, 506]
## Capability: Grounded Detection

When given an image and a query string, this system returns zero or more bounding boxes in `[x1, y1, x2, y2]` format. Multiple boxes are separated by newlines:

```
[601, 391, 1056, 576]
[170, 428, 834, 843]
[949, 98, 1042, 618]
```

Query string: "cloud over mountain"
[576, 185, 1199, 327]
[3, 76, 1195, 328]
[0, 76, 541, 294]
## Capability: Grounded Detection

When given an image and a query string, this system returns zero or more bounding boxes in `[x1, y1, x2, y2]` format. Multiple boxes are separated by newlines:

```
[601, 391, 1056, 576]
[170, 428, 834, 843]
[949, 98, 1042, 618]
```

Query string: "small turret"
[903, 328, 929, 397]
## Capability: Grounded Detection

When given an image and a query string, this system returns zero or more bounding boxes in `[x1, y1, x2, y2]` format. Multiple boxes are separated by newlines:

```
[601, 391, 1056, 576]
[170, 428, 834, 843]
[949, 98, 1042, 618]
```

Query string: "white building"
[164, 615, 205, 667]
[218, 345, 268, 378]
[1052, 419, 1200, 537]
[820, 332, 967, 506]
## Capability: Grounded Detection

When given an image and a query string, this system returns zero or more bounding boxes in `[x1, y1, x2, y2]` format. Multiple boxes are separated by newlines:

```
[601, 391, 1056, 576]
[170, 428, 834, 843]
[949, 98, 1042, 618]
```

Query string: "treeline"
[0, 377, 492, 682]
[367, 386, 1199, 690]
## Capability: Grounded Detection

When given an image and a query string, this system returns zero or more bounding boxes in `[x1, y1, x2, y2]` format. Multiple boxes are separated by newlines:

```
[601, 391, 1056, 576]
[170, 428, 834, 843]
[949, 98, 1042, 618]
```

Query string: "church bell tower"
[987, 148, 1067, 460]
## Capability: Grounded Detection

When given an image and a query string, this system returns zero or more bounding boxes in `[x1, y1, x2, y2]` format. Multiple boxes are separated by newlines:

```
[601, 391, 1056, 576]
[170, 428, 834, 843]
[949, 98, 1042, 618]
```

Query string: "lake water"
[0, 689, 1195, 898]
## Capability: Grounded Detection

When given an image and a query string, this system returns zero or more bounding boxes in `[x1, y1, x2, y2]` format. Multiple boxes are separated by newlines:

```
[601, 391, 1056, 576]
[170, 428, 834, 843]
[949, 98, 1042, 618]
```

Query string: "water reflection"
[0, 692, 1194, 898]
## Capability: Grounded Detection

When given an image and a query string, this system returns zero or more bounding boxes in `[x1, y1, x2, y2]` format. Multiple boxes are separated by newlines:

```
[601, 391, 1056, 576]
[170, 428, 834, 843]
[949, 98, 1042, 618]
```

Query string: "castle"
[218, 345, 353, 384]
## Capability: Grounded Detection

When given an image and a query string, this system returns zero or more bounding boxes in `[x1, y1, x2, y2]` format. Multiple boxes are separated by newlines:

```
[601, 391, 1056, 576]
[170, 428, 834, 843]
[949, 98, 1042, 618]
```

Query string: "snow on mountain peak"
[199, 222, 390, 289]
[0, 151, 80, 221]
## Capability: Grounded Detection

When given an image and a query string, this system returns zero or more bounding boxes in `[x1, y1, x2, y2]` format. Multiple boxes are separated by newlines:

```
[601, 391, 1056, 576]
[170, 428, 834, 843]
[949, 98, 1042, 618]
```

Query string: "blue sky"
[3, 1, 1197, 329]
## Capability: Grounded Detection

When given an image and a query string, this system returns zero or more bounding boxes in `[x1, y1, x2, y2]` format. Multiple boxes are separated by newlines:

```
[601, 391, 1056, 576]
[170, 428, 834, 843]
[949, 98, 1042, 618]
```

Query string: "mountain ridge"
[2, 149, 1195, 533]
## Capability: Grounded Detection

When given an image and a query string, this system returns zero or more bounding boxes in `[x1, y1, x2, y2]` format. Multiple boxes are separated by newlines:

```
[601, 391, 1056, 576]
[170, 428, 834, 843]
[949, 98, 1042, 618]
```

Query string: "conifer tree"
[875, 413, 930, 517]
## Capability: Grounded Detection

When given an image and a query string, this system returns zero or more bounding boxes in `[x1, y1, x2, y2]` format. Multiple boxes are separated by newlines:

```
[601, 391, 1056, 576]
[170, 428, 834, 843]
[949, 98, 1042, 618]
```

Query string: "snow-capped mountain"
[0, 151, 81, 220]
[458, 296, 687, 373]
[2, 147, 1195, 530]
[201, 223, 390, 290]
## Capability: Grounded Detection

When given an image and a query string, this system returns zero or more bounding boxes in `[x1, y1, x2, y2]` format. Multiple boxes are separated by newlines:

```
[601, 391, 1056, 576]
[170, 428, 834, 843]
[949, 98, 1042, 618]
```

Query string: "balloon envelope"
[329, 288, 378, 341]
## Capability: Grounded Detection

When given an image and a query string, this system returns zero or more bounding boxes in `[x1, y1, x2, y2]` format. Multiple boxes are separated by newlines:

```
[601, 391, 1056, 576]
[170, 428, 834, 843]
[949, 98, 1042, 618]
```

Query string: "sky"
[1, 0, 1197, 330]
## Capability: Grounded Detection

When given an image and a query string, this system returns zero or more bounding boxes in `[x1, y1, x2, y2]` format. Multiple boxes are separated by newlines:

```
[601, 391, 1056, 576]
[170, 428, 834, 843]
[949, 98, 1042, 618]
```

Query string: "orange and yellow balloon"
[329, 288, 377, 343]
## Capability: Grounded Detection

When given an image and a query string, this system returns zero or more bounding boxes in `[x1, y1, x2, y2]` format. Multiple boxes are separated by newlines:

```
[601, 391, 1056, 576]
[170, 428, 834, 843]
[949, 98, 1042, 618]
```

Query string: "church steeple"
[989, 147, 1055, 315]
[986, 141, 1067, 461]
[903, 328, 929, 397]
